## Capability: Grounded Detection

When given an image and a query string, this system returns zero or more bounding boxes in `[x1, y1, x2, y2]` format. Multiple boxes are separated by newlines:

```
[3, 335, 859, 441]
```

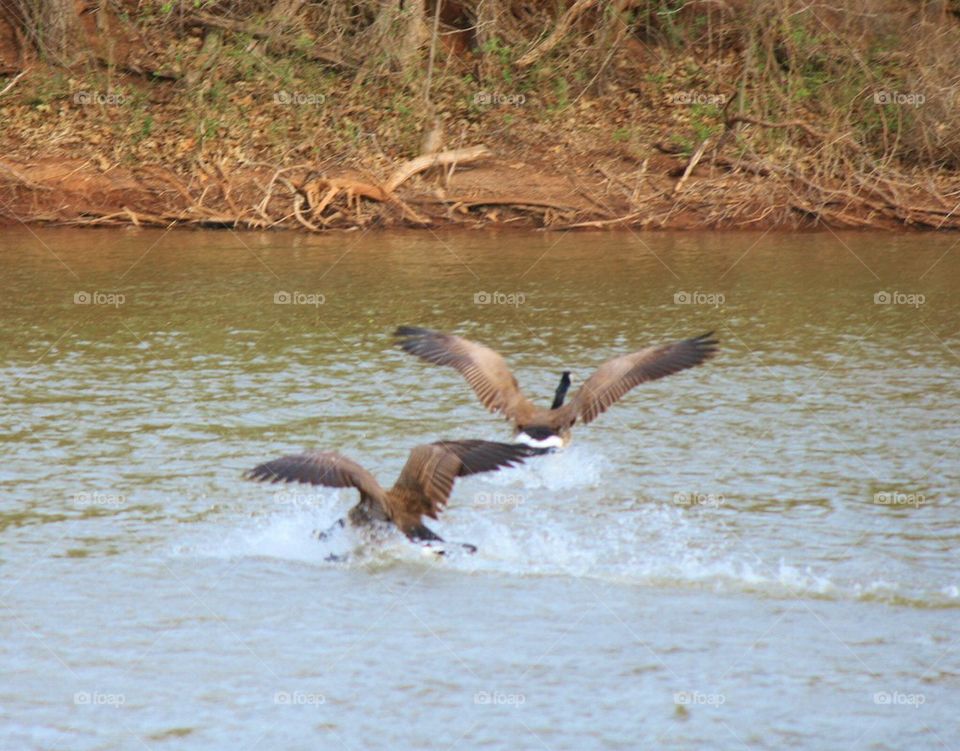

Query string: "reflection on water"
[1, 228, 958, 750]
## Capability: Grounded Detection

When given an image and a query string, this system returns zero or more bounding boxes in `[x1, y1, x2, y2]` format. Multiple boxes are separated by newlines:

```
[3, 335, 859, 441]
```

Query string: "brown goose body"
[395, 326, 718, 447]
[245, 440, 543, 549]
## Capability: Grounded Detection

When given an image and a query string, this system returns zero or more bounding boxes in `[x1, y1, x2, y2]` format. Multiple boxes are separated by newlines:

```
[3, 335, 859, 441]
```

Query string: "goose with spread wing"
[395, 326, 718, 448]
[245, 439, 544, 554]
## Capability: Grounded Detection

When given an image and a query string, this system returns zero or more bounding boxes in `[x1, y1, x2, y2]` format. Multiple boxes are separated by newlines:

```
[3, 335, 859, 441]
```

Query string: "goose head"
[550, 370, 572, 409]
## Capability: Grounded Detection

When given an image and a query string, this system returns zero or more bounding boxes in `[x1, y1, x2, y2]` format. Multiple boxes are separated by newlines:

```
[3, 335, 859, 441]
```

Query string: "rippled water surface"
[1, 228, 958, 750]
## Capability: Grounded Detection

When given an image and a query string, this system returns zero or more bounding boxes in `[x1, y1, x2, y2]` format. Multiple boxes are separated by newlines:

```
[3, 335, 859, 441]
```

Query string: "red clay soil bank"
[4, 150, 928, 232]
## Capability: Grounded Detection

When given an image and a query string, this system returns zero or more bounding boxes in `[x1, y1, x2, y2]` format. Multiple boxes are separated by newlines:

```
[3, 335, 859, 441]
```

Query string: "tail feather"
[405, 522, 444, 543]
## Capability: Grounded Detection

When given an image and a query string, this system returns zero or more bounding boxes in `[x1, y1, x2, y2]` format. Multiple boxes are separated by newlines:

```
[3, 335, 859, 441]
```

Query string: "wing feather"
[389, 440, 545, 529]
[562, 332, 718, 425]
[245, 451, 387, 504]
[395, 327, 537, 423]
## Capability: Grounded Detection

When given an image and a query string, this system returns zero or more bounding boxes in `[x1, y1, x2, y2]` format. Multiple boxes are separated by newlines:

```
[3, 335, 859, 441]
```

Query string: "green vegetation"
[1, 1, 954, 163]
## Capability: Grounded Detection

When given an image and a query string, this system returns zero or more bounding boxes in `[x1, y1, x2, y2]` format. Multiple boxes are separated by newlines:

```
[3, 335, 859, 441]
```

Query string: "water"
[1, 227, 958, 750]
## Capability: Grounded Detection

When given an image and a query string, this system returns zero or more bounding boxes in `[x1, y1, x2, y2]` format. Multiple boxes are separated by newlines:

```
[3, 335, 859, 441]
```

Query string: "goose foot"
[418, 540, 478, 557]
[312, 518, 345, 541]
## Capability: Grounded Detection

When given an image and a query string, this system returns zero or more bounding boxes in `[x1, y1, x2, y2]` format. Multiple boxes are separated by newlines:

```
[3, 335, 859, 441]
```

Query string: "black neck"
[551, 371, 572, 409]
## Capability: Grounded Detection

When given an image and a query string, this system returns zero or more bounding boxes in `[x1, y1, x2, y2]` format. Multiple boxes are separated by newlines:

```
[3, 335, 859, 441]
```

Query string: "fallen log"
[385, 145, 491, 193]
[411, 195, 582, 212]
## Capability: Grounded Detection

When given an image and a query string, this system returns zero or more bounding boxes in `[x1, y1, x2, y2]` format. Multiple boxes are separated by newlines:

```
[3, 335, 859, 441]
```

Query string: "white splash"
[481, 444, 608, 490]
[178, 454, 959, 608]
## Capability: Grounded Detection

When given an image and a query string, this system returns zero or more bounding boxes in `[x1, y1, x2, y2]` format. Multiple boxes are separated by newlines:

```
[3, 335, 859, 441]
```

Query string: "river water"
[1, 227, 957, 750]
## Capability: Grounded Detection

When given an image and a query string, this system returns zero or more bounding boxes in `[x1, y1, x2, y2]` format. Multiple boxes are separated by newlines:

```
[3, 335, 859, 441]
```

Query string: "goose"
[395, 326, 718, 448]
[245, 439, 544, 555]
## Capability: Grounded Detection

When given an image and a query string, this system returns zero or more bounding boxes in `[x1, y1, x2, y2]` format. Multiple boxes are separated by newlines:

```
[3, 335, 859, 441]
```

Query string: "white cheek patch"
[515, 432, 565, 450]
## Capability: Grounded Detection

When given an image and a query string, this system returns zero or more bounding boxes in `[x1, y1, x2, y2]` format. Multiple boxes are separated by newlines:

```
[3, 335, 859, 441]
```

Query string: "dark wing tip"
[244, 452, 354, 487]
[394, 325, 434, 338]
[515, 444, 553, 458]
[394, 326, 443, 357]
[481, 440, 549, 456]
[434, 439, 548, 476]
[486, 440, 552, 466]
[691, 331, 719, 358]
[394, 327, 458, 365]
[244, 462, 288, 484]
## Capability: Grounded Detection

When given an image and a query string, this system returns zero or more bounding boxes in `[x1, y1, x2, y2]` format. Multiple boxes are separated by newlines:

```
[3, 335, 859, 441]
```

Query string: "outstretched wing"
[245, 451, 387, 503]
[388, 440, 544, 530]
[395, 326, 538, 424]
[560, 332, 718, 425]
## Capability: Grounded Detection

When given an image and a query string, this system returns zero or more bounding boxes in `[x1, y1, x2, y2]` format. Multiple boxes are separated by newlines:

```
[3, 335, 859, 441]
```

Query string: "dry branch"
[725, 115, 862, 152]
[675, 139, 710, 194]
[423, 195, 582, 212]
[189, 11, 356, 67]
[0, 69, 29, 97]
[385, 145, 491, 193]
[555, 212, 644, 229]
[516, 0, 599, 68]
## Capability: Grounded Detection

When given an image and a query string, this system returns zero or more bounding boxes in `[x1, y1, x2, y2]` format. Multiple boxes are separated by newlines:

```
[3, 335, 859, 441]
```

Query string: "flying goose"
[395, 326, 718, 448]
[245, 440, 544, 554]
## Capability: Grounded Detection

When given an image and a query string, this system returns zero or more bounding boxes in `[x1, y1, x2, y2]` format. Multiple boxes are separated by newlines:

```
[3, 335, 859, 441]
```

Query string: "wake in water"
[180, 446, 959, 608]
[182, 502, 959, 607]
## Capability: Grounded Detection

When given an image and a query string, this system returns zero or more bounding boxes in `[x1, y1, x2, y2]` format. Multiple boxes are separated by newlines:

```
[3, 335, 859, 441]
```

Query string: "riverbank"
[0, 150, 808, 231]
[2, 1, 958, 231]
